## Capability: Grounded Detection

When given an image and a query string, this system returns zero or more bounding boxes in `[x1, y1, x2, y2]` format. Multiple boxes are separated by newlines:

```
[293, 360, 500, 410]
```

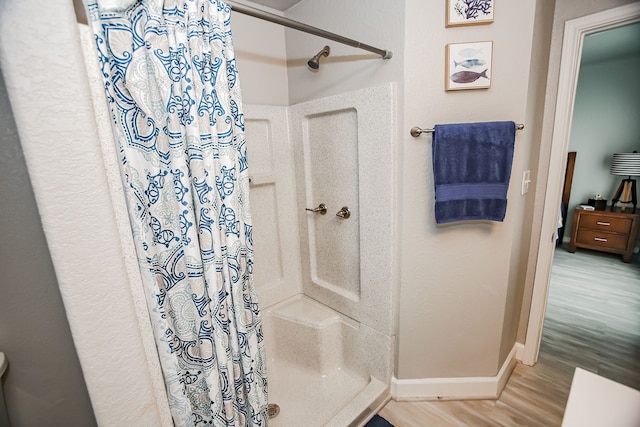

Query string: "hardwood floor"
[379, 244, 640, 426]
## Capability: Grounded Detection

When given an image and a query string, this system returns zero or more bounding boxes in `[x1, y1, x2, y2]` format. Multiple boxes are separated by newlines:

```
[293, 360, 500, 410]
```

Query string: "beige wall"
[511, 0, 557, 352]
[232, 1, 290, 106]
[284, 0, 404, 105]
[398, 1, 536, 379]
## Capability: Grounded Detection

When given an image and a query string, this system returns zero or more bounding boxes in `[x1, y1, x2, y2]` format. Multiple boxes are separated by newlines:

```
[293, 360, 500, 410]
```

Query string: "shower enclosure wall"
[245, 83, 396, 426]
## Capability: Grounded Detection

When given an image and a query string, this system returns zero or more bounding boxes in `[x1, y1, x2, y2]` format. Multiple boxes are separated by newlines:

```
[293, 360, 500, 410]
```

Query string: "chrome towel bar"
[410, 123, 524, 137]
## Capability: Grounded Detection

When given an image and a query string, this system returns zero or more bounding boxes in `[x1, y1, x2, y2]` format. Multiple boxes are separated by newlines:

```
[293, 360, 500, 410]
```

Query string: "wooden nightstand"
[569, 208, 640, 263]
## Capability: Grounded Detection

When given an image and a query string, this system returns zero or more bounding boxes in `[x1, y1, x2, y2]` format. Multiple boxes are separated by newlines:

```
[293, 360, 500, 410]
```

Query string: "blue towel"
[365, 415, 394, 427]
[432, 121, 516, 224]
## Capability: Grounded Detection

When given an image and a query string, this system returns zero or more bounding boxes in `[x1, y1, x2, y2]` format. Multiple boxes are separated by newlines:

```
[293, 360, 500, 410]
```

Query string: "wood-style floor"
[379, 244, 640, 426]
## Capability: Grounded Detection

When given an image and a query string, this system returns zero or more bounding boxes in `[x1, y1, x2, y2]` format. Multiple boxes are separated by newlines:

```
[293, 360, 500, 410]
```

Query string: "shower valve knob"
[336, 206, 351, 219]
[306, 203, 327, 215]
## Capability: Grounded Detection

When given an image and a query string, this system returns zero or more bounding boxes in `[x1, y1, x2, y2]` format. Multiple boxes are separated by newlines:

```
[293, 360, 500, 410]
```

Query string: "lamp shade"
[610, 152, 640, 176]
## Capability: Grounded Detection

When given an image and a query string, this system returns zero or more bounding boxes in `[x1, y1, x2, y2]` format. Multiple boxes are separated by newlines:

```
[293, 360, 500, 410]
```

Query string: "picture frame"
[445, 41, 493, 91]
[446, 0, 495, 27]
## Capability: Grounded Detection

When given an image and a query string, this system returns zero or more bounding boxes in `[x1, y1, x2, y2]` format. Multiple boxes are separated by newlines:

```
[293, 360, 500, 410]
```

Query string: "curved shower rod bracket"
[225, 1, 393, 60]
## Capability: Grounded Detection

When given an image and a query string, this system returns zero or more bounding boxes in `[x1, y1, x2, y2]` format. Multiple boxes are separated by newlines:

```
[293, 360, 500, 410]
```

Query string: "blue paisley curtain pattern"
[85, 0, 268, 425]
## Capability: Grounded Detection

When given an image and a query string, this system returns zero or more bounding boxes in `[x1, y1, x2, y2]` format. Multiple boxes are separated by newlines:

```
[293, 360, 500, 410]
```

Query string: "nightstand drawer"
[576, 230, 628, 250]
[579, 214, 632, 233]
[570, 207, 640, 262]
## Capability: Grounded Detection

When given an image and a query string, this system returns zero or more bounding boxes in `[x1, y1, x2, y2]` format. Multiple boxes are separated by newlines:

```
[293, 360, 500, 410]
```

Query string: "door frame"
[521, 2, 640, 366]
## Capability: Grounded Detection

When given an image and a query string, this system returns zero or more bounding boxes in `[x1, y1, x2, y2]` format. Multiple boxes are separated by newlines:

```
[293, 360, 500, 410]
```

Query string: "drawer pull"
[594, 237, 608, 242]
[596, 221, 610, 226]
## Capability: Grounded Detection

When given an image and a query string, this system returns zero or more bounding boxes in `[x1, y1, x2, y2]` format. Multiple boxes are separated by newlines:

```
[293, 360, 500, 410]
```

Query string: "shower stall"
[0, 0, 397, 424]
[245, 83, 395, 426]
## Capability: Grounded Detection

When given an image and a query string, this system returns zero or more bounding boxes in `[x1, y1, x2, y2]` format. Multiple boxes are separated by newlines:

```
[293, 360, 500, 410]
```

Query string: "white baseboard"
[391, 343, 523, 401]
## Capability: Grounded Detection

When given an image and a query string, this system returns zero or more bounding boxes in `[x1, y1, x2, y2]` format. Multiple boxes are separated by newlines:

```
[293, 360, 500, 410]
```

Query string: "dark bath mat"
[365, 414, 394, 427]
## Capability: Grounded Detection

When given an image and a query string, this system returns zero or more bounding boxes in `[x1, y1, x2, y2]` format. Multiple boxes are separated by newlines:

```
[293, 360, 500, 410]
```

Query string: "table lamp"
[610, 151, 640, 213]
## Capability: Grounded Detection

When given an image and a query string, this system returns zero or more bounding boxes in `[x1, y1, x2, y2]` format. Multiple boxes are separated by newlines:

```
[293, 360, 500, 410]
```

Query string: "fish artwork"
[454, 59, 486, 69]
[450, 69, 489, 84]
[457, 48, 483, 58]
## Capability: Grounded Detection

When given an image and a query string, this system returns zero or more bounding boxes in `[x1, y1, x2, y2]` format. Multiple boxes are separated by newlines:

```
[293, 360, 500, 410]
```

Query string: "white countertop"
[562, 368, 640, 427]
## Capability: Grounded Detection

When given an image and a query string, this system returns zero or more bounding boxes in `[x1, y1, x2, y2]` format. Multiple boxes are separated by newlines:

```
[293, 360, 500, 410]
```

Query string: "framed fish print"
[446, 0, 494, 27]
[445, 41, 493, 91]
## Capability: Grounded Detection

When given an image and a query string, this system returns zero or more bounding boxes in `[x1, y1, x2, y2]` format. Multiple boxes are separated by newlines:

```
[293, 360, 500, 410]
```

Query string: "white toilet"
[0, 352, 9, 427]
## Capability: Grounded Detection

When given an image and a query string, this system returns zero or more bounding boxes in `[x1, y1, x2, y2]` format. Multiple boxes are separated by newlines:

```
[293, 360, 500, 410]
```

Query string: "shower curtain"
[85, 0, 268, 425]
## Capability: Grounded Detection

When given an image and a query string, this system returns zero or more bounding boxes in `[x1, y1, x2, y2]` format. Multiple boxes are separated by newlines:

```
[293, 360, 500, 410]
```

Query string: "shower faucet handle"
[336, 206, 351, 219]
[306, 203, 327, 215]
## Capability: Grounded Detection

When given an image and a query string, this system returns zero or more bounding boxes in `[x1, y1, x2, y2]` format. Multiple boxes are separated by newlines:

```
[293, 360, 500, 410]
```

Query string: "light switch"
[521, 170, 531, 195]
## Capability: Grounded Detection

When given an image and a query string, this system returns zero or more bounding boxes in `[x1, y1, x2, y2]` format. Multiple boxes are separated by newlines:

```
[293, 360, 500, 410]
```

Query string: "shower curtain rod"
[73, 1, 392, 59]
[225, 1, 393, 59]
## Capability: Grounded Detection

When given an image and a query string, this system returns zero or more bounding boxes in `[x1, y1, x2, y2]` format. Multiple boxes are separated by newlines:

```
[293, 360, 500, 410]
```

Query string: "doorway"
[523, 2, 640, 366]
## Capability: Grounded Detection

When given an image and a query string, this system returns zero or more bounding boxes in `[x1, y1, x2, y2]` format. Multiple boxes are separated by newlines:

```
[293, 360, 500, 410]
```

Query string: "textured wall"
[0, 69, 97, 427]
[0, 1, 172, 425]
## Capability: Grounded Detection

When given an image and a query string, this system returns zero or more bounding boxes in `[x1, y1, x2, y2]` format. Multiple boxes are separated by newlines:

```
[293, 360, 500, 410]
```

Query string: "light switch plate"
[521, 170, 531, 195]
